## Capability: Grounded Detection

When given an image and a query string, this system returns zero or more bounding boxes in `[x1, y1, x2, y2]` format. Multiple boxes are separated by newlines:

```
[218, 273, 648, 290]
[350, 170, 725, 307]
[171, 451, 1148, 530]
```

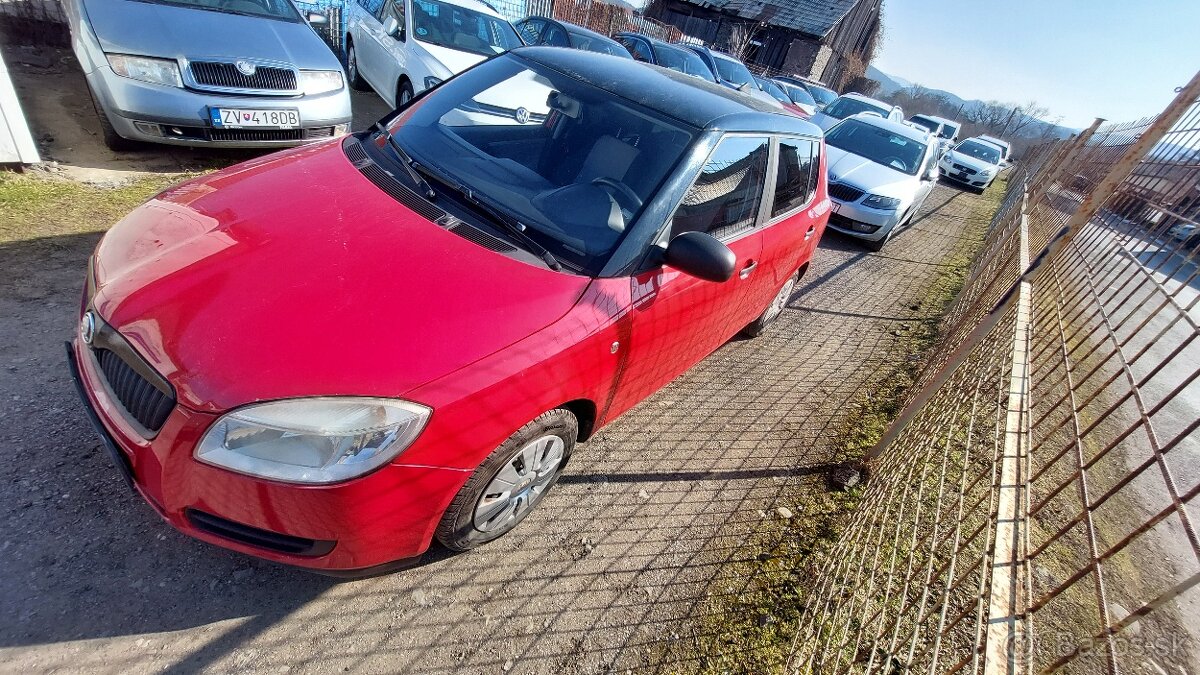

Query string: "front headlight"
[196, 397, 431, 484]
[424, 76, 443, 90]
[863, 194, 901, 209]
[107, 54, 182, 87]
[299, 70, 344, 94]
[980, 167, 995, 176]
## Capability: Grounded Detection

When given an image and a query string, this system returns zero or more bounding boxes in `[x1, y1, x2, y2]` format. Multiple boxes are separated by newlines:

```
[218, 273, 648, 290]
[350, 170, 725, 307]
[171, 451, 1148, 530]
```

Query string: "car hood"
[944, 151, 995, 173]
[90, 139, 592, 413]
[81, 0, 340, 70]
[414, 39, 491, 77]
[826, 146, 916, 199]
[810, 112, 841, 132]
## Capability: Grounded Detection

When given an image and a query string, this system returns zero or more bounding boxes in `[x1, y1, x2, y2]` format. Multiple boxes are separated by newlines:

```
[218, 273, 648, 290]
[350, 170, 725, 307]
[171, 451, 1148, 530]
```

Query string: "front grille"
[190, 61, 297, 91]
[829, 182, 865, 202]
[953, 163, 978, 175]
[186, 509, 336, 557]
[92, 348, 175, 432]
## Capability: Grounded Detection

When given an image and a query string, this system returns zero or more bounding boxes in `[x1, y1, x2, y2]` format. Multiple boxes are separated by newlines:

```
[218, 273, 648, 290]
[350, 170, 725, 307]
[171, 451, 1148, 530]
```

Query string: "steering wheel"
[880, 156, 909, 172]
[591, 177, 643, 213]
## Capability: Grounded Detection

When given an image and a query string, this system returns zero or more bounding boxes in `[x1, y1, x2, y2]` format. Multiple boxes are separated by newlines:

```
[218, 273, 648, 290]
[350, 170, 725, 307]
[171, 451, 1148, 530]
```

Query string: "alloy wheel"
[764, 276, 796, 323]
[472, 435, 565, 533]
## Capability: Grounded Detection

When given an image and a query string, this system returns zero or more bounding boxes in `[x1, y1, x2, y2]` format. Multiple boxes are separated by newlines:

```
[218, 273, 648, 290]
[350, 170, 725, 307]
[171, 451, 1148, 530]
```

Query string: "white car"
[346, 0, 524, 107]
[939, 138, 1004, 193]
[809, 93, 902, 132]
[823, 113, 939, 250]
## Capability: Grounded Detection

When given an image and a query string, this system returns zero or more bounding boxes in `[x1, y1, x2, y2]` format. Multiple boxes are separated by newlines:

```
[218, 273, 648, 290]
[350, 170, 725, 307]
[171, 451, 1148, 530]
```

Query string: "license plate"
[210, 108, 300, 129]
[955, 173, 969, 181]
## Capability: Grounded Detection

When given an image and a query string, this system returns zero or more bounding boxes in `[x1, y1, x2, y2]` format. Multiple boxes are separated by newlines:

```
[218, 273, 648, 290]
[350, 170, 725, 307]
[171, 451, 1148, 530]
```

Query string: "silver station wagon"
[64, 0, 353, 149]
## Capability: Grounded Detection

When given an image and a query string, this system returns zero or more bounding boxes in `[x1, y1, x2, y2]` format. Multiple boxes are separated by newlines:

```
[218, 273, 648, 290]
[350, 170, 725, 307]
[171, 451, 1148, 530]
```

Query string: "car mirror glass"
[306, 11, 328, 25]
[664, 231, 736, 282]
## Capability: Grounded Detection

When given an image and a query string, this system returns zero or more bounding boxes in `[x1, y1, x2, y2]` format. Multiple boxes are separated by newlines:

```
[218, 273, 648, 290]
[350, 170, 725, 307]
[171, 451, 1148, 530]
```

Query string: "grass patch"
[0, 171, 189, 245]
[684, 179, 1007, 675]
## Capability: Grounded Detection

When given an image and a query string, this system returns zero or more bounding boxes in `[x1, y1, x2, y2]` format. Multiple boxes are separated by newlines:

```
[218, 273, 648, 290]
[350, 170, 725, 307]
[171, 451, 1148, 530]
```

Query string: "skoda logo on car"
[235, 60, 257, 77]
[79, 311, 96, 345]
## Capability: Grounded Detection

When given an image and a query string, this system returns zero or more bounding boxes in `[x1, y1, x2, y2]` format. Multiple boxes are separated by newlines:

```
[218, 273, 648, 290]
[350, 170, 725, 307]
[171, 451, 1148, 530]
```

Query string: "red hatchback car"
[69, 48, 829, 574]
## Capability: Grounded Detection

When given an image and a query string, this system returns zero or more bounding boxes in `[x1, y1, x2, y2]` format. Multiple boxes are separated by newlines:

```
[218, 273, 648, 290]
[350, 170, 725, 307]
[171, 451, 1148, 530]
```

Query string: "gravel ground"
[0, 44, 992, 675]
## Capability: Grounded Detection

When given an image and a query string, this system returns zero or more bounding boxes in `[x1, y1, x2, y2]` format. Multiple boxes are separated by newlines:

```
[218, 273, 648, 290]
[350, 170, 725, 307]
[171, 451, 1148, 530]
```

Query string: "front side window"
[825, 120, 927, 175]
[672, 136, 769, 241]
[655, 46, 716, 82]
[940, 122, 960, 140]
[779, 82, 816, 106]
[772, 138, 819, 217]
[411, 0, 523, 56]
[823, 96, 888, 120]
[541, 23, 569, 47]
[622, 37, 654, 62]
[390, 55, 697, 274]
[909, 116, 939, 134]
[516, 18, 544, 44]
[757, 79, 791, 104]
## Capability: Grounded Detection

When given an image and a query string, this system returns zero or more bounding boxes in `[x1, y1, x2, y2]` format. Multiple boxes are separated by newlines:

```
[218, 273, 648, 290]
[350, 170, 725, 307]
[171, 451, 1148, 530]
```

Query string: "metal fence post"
[1026, 118, 1104, 206]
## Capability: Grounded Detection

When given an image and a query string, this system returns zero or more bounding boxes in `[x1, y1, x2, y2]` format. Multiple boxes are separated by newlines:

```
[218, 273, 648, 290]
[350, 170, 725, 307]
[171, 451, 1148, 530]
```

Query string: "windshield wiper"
[410, 163, 562, 272]
[372, 122, 437, 201]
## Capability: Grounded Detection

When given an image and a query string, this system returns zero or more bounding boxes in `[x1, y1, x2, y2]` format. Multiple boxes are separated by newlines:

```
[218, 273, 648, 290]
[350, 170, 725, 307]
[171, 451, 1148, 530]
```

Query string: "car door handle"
[740, 260, 758, 279]
[805, 226, 817, 241]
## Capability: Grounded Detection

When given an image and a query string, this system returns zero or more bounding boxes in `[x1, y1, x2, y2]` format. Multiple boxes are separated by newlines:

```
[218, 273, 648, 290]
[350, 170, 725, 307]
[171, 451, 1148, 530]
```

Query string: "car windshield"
[568, 31, 632, 57]
[825, 119, 927, 175]
[909, 116, 939, 133]
[710, 54, 754, 86]
[411, 0, 523, 56]
[757, 79, 790, 103]
[940, 122, 960, 139]
[777, 82, 816, 106]
[956, 140, 1002, 164]
[655, 45, 716, 81]
[823, 96, 889, 120]
[809, 85, 837, 106]
[388, 54, 697, 274]
[135, 0, 299, 20]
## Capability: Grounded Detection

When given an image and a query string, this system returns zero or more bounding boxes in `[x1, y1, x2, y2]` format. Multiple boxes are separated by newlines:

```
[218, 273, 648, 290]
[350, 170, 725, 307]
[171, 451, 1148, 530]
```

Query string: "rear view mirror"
[664, 231, 736, 282]
[383, 16, 403, 40]
[306, 11, 328, 25]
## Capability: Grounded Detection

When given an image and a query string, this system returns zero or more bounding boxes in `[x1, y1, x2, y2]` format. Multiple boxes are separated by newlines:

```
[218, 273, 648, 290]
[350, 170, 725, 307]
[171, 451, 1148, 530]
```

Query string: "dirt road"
[0, 45, 994, 675]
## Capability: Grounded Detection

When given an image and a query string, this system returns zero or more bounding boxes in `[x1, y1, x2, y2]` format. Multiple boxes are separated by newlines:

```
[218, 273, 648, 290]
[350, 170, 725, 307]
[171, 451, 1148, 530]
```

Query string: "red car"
[69, 48, 829, 574]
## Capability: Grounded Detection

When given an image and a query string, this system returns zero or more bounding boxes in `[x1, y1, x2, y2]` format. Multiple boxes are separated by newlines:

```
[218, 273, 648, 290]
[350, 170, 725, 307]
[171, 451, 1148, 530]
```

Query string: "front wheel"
[397, 79, 415, 108]
[435, 409, 578, 552]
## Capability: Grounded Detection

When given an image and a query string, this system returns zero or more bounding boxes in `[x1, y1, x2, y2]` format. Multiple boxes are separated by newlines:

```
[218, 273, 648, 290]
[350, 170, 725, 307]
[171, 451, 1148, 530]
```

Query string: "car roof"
[554, 19, 614, 42]
[845, 113, 932, 143]
[976, 134, 1010, 147]
[441, 0, 504, 17]
[512, 47, 820, 136]
[615, 31, 678, 51]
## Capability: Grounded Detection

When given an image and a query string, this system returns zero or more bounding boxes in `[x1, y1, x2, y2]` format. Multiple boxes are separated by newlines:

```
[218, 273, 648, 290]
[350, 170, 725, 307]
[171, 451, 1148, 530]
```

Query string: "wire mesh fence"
[791, 74, 1200, 673]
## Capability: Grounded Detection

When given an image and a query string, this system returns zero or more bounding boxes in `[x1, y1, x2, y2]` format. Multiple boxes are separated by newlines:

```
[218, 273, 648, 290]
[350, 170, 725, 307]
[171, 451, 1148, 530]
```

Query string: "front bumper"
[938, 161, 994, 188]
[826, 198, 901, 242]
[67, 337, 470, 573]
[87, 66, 352, 148]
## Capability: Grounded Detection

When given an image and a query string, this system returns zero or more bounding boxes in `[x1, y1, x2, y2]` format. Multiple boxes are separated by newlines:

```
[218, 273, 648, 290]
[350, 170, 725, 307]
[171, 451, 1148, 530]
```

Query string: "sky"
[872, 0, 1200, 128]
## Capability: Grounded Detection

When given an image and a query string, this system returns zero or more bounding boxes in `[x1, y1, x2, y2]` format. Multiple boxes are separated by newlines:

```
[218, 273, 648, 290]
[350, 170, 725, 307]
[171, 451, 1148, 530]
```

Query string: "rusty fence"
[790, 73, 1200, 673]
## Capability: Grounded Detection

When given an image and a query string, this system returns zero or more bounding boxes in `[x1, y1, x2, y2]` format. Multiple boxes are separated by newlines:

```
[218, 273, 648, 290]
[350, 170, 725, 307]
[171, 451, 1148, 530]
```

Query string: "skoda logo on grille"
[80, 311, 96, 345]
[235, 60, 257, 77]
[514, 107, 529, 124]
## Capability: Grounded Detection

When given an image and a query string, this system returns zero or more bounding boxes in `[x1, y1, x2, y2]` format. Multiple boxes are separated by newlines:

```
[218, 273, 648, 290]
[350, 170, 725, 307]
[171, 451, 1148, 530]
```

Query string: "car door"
[913, 145, 937, 210]
[371, 0, 409, 105]
[608, 135, 775, 413]
[352, 0, 393, 95]
[763, 135, 824, 280]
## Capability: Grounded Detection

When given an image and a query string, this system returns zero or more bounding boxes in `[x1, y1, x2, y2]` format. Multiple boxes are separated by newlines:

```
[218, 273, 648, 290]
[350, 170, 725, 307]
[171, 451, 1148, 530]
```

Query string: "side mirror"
[664, 231, 736, 282]
[383, 16, 403, 40]
[306, 11, 328, 25]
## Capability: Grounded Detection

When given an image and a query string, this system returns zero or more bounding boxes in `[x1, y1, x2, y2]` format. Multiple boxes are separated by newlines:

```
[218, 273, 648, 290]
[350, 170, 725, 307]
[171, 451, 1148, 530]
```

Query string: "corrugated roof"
[688, 0, 860, 38]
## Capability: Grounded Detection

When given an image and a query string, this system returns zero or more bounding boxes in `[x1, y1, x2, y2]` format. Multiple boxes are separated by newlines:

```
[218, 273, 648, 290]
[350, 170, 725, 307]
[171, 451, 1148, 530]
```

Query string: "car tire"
[435, 409, 578, 552]
[346, 42, 370, 91]
[864, 228, 892, 252]
[87, 82, 138, 152]
[397, 79, 415, 108]
[743, 269, 801, 338]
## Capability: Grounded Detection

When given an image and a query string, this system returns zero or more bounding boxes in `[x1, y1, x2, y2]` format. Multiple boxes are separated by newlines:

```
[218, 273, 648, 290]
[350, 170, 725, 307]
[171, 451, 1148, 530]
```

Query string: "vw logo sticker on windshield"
[80, 312, 96, 345]
[235, 60, 257, 77]
[514, 107, 530, 124]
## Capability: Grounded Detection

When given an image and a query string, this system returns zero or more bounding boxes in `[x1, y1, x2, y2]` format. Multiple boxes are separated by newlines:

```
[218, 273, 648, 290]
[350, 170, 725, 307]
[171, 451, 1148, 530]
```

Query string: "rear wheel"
[435, 409, 578, 552]
[397, 78, 414, 108]
[346, 41, 369, 91]
[743, 269, 801, 337]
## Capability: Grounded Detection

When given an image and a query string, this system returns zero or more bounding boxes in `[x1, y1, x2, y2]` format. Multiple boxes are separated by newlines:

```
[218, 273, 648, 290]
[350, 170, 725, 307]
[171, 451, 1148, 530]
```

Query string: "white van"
[346, 0, 524, 107]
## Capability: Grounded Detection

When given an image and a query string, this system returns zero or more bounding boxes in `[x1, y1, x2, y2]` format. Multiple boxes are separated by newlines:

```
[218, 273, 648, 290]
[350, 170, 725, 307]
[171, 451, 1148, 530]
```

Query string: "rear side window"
[672, 136, 770, 240]
[516, 18, 544, 44]
[772, 138, 819, 217]
[622, 37, 654, 62]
